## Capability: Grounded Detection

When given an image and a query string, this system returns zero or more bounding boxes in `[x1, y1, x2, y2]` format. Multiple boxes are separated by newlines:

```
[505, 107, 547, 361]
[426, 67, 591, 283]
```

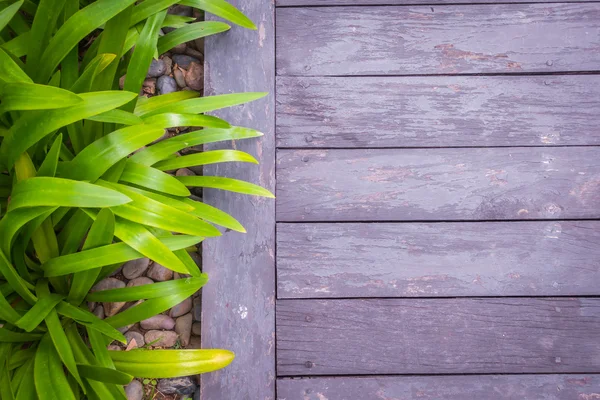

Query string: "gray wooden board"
[276, 375, 600, 400]
[277, 0, 597, 6]
[277, 298, 600, 375]
[201, 1, 276, 399]
[276, 75, 600, 148]
[276, 4, 600, 76]
[276, 148, 600, 222]
[276, 221, 600, 298]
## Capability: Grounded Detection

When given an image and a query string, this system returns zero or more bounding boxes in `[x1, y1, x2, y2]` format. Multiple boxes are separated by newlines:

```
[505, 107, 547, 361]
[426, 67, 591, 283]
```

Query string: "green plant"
[0, 0, 271, 399]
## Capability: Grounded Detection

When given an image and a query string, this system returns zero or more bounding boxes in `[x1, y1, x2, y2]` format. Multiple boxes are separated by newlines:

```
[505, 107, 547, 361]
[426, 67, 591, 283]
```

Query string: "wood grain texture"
[276, 148, 600, 222]
[277, 298, 600, 375]
[276, 4, 600, 76]
[277, 0, 597, 6]
[277, 375, 600, 400]
[201, 2, 275, 399]
[277, 221, 600, 298]
[276, 75, 600, 148]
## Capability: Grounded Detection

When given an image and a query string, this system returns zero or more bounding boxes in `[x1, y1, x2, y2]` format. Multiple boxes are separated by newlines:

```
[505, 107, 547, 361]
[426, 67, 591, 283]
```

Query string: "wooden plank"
[277, 375, 600, 400]
[201, 1, 276, 399]
[277, 221, 600, 298]
[277, 0, 597, 6]
[276, 147, 600, 222]
[277, 298, 600, 375]
[276, 75, 600, 148]
[276, 4, 600, 76]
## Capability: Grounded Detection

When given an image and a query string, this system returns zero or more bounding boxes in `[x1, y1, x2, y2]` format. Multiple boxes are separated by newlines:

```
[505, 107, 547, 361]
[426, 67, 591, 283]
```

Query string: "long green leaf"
[8, 178, 132, 210]
[129, 0, 179, 26]
[0, 289, 21, 324]
[69, 53, 117, 94]
[0, 91, 137, 170]
[62, 124, 164, 181]
[177, 176, 275, 198]
[133, 90, 198, 116]
[130, 126, 263, 166]
[142, 113, 230, 129]
[87, 276, 207, 302]
[56, 302, 125, 344]
[181, 0, 256, 29]
[0, 207, 56, 258]
[110, 349, 234, 378]
[77, 365, 133, 385]
[34, 334, 77, 400]
[121, 161, 190, 196]
[0, 328, 42, 343]
[0, 1, 23, 32]
[184, 198, 245, 232]
[14, 291, 63, 332]
[36, 0, 138, 83]
[86, 109, 143, 125]
[0, 83, 83, 113]
[0, 250, 36, 305]
[155, 149, 258, 171]
[37, 134, 63, 177]
[0, 48, 32, 86]
[157, 21, 230, 54]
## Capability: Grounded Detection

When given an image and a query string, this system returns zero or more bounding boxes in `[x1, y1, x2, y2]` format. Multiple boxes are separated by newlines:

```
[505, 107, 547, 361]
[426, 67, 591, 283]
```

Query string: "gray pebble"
[141, 314, 175, 330]
[147, 59, 166, 78]
[125, 331, 145, 348]
[125, 380, 144, 400]
[92, 278, 126, 317]
[107, 344, 122, 351]
[193, 296, 202, 322]
[147, 262, 173, 281]
[174, 313, 193, 346]
[171, 43, 187, 54]
[172, 54, 200, 69]
[144, 330, 178, 348]
[156, 75, 177, 95]
[184, 47, 203, 61]
[192, 322, 201, 336]
[188, 335, 202, 349]
[93, 305, 105, 320]
[157, 376, 196, 395]
[127, 277, 154, 287]
[122, 258, 150, 280]
[170, 297, 192, 318]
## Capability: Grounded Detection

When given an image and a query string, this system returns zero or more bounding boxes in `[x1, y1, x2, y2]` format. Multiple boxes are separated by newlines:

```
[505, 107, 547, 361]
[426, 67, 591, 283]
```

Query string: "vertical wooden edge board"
[276, 0, 596, 6]
[277, 298, 600, 376]
[277, 221, 600, 298]
[276, 4, 600, 76]
[276, 375, 600, 400]
[202, 2, 276, 400]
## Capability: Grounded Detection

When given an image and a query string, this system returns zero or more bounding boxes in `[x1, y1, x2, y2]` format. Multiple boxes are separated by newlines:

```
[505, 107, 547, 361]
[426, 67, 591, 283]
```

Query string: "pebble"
[175, 313, 193, 346]
[144, 330, 178, 348]
[157, 376, 196, 395]
[127, 277, 154, 287]
[193, 297, 202, 322]
[147, 59, 167, 78]
[107, 344, 122, 351]
[169, 5, 192, 17]
[185, 47, 203, 61]
[162, 56, 173, 75]
[125, 331, 145, 349]
[147, 262, 173, 281]
[156, 75, 177, 95]
[122, 258, 151, 280]
[173, 66, 186, 88]
[170, 297, 192, 318]
[141, 314, 175, 330]
[125, 380, 144, 400]
[185, 62, 203, 91]
[172, 54, 200, 69]
[93, 305, 105, 320]
[192, 322, 202, 336]
[188, 335, 202, 349]
[171, 43, 187, 54]
[142, 78, 156, 96]
[92, 278, 126, 317]
[118, 324, 133, 334]
[175, 168, 195, 177]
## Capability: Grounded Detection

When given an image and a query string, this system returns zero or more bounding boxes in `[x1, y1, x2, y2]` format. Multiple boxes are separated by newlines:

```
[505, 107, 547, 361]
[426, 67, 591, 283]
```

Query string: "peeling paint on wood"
[277, 298, 600, 375]
[277, 221, 600, 298]
[276, 4, 600, 76]
[276, 76, 600, 148]
[277, 375, 600, 400]
[276, 148, 600, 221]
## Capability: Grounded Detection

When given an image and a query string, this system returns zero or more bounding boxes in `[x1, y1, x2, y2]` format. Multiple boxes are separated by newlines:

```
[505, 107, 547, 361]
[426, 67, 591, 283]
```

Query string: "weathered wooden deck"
[203, 1, 600, 399]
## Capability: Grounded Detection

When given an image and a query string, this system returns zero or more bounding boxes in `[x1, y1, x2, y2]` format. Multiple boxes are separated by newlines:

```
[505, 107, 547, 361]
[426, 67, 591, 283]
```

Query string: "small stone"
[171, 43, 187, 54]
[110, 265, 123, 277]
[184, 47, 203, 61]
[188, 335, 202, 349]
[172, 54, 200, 69]
[88, 302, 96, 312]
[157, 376, 196, 395]
[141, 314, 176, 330]
[122, 258, 151, 280]
[127, 277, 154, 288]
[142, 78, 156, 95]
[173, 66, 187, 88]
[147, 59, 167, 78]
[184, 62, 203, 91]
[125, 380, 144, 400]
[118, 324, 133, 334]
[175, 168, 195, 177]
[92, 278, 126, 317]
[147, 262, 173, 281]
[107, 344, 122, 351]
[119, 75, 126, 89]
[170, 297, 192, 318]
[192, 322, 201, 336]
[93, 305, 105, 320]
[125, 331, 145, 349]
[156, 75, 177, 95]
[175, 313, 193, 346]
[162, 56, 173, 75]
[193, 297, 202, 322]
[194, 38, 204, 53]
[144, 330, 178, 348]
